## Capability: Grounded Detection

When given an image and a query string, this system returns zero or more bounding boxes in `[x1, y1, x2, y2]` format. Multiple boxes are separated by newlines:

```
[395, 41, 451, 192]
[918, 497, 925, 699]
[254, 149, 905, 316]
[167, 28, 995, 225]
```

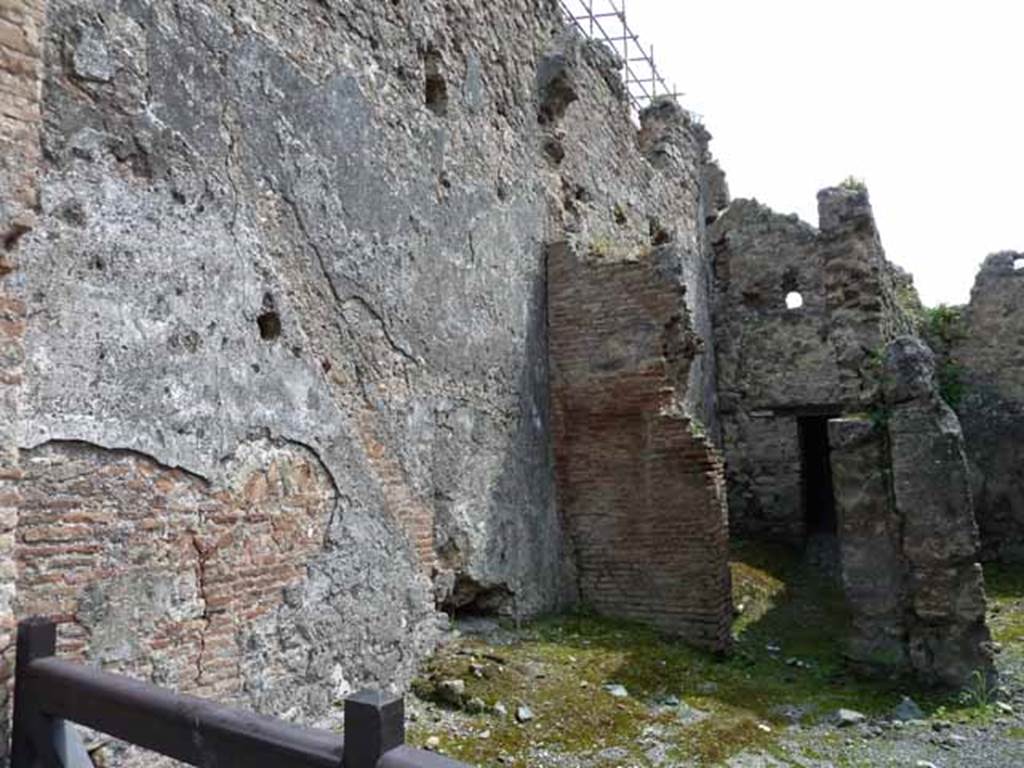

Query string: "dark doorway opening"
[798, 415, 837, 536]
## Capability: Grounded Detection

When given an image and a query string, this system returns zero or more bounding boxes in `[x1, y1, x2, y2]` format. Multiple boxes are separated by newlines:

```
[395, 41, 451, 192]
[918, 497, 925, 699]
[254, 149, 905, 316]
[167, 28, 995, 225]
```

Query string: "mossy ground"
[408, 542, 1024, 766]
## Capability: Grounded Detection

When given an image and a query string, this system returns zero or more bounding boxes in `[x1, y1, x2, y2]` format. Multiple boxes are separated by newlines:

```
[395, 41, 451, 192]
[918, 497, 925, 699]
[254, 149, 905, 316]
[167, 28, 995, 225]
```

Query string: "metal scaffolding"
[557, 0, 684, 117]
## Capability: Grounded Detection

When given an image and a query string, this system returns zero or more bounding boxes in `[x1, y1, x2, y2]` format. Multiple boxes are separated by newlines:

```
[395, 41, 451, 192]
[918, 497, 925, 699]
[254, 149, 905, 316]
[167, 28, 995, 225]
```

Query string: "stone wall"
[0, 0, 45, 759]
[949, 253, 1024, 561]
[2, 0, 729, 737]
[829, 417, 906, 672]
[829, 337, 995, 688]
[711, 186, 914, 541]
[548, 242, 732, 651]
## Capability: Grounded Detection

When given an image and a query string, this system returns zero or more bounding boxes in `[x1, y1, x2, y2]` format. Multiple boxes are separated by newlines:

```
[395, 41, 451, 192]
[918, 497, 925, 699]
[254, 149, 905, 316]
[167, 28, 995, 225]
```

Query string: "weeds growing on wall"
[895, 284, 926, 329]
[839, 175, 867, 192]
[924, 304, 966, 347]
[937, 361, 967, 410]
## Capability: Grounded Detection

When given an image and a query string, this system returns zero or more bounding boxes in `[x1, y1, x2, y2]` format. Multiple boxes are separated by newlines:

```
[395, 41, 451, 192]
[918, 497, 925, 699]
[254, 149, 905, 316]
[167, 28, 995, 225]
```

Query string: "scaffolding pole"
[557, 0, 693, 121]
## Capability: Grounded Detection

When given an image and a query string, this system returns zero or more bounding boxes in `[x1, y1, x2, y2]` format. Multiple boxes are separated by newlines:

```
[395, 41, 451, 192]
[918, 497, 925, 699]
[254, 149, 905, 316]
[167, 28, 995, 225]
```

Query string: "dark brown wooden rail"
[10, 617, 471, 768]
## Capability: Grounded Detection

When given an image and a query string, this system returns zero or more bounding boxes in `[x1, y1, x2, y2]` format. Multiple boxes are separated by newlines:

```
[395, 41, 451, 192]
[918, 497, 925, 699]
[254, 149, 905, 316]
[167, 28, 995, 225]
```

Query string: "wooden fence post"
[11, 617, 60, 768]
[343, 689, 405, 768]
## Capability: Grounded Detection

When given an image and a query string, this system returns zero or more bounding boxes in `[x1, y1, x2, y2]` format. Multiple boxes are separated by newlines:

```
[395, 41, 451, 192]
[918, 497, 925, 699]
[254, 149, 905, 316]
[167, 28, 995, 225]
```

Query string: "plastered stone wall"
[950, 253, 1024, 561]
[711, 187, 914, 541]
[2, 0, 730, 740]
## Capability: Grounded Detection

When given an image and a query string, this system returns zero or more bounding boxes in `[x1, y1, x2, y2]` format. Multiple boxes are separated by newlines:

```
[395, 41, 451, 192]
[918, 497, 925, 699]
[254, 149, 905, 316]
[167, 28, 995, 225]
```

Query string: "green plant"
[839, 175, 867, 192]
[868, 405, 890, 430]
[895, 284, 926, 329]
[937, 361, 967, 409]
[923, 304, 966, 347]
[960, 668, 996, 708]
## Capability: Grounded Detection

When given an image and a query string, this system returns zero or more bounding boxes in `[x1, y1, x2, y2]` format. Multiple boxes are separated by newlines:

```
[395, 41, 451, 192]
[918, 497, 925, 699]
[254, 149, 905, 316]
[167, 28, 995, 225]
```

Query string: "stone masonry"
[829, 338, 995, 687]
[712, 185, 915, 542]
[0, 0, 1013, 751]
[828, 417, 906, 672]
[948, 253, 1024, 561]
[0, 0, 738, 749]
[711, 183, 996, 686]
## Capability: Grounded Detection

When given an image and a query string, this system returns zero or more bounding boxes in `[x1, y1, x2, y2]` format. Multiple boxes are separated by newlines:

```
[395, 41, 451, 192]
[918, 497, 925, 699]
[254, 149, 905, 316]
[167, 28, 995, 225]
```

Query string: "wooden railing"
[11, 617, 470, 768]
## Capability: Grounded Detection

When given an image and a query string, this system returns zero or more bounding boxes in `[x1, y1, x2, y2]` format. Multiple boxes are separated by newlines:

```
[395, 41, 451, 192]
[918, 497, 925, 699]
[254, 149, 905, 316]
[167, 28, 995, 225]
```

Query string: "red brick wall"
[0, 0, 44, 245]
[0, 0, 45, 756]
[355, 409, 435, 571]
[15, 441, 333, 702]
[548, 243, 732, 651]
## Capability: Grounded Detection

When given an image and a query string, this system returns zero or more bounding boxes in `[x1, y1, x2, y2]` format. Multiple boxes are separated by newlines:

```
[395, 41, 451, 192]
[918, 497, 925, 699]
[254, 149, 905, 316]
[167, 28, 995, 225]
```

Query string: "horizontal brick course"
[15, 441, 334, 704]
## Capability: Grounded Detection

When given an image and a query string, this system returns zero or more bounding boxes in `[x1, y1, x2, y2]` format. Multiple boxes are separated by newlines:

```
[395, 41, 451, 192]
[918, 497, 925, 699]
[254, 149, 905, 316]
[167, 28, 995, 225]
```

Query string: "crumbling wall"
[0, 0, 46, 759]
[711, 200, 832, 539]
[17, 441, 337, 706]
[542, 78, 731, 648]
[949, 253, 1024, 561]
[711, 186, 913, 541]
[829, 337, 994, 687]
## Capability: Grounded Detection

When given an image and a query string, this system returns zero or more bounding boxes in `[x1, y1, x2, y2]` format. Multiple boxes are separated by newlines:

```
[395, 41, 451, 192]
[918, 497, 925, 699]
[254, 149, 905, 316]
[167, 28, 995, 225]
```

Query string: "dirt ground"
[406, 542, 1024, 767]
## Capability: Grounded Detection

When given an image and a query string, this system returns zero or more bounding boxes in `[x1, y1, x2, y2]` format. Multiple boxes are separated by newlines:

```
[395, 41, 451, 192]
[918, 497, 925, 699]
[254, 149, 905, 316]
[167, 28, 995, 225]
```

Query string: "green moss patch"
[408, 546, 1024, 766]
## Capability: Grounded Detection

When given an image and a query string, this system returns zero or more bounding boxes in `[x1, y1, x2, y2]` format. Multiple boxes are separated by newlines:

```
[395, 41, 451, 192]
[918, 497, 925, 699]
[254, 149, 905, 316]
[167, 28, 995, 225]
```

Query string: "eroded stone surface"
[3, 0, 734, 739]
[831, 337, 995, 687]
[829, 416, 907, 672]
[712, 187, 914, 541]
[0, 0, 47, 757]
[950, 253, 1024, 561]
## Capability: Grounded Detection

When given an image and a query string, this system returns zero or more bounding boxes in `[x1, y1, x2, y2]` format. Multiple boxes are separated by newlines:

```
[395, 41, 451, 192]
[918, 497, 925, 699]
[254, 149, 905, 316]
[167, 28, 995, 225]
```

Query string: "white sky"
[620, 0, 1024, 306]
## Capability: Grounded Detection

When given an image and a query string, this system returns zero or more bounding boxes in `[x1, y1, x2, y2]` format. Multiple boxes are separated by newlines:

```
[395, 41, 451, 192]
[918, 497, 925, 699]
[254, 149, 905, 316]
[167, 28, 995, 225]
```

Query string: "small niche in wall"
[785, 291, 804, 310]
[424, 49, 448, 117]
[1013, 257, 1024, 272]
[258, 311, 281, 341]
[257, 292, 281, 341]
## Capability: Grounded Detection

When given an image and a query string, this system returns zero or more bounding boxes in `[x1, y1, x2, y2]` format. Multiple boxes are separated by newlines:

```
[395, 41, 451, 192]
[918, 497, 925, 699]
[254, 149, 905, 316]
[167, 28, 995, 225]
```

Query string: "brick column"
[1, 0, 46, 757]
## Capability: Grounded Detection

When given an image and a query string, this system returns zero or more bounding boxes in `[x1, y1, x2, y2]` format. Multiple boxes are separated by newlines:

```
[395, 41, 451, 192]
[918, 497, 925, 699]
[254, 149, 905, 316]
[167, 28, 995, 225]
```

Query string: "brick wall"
[548, 243, 732, 651]
[15, 441, 334, 706]
[0, 0, 44, 757]
[355, 408, 435, 571]
[0, 0, 43, 243]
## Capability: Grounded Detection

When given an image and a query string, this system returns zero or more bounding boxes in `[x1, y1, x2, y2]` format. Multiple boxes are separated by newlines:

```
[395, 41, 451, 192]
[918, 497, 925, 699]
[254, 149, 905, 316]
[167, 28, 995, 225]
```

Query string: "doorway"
[798, 415, 837, 537]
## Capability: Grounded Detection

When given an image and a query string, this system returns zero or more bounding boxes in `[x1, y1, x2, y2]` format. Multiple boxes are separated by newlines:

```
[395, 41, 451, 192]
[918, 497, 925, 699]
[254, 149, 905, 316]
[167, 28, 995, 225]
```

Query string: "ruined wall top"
[817, 185, 874, 235]
[956, 251, 1024, 402]
[713, 184, 918, 412]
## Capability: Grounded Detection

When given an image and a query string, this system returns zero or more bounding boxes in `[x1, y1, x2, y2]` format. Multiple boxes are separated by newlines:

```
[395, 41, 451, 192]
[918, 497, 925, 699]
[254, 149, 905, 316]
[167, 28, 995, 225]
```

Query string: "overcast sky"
[614, 0, 1023, 306]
